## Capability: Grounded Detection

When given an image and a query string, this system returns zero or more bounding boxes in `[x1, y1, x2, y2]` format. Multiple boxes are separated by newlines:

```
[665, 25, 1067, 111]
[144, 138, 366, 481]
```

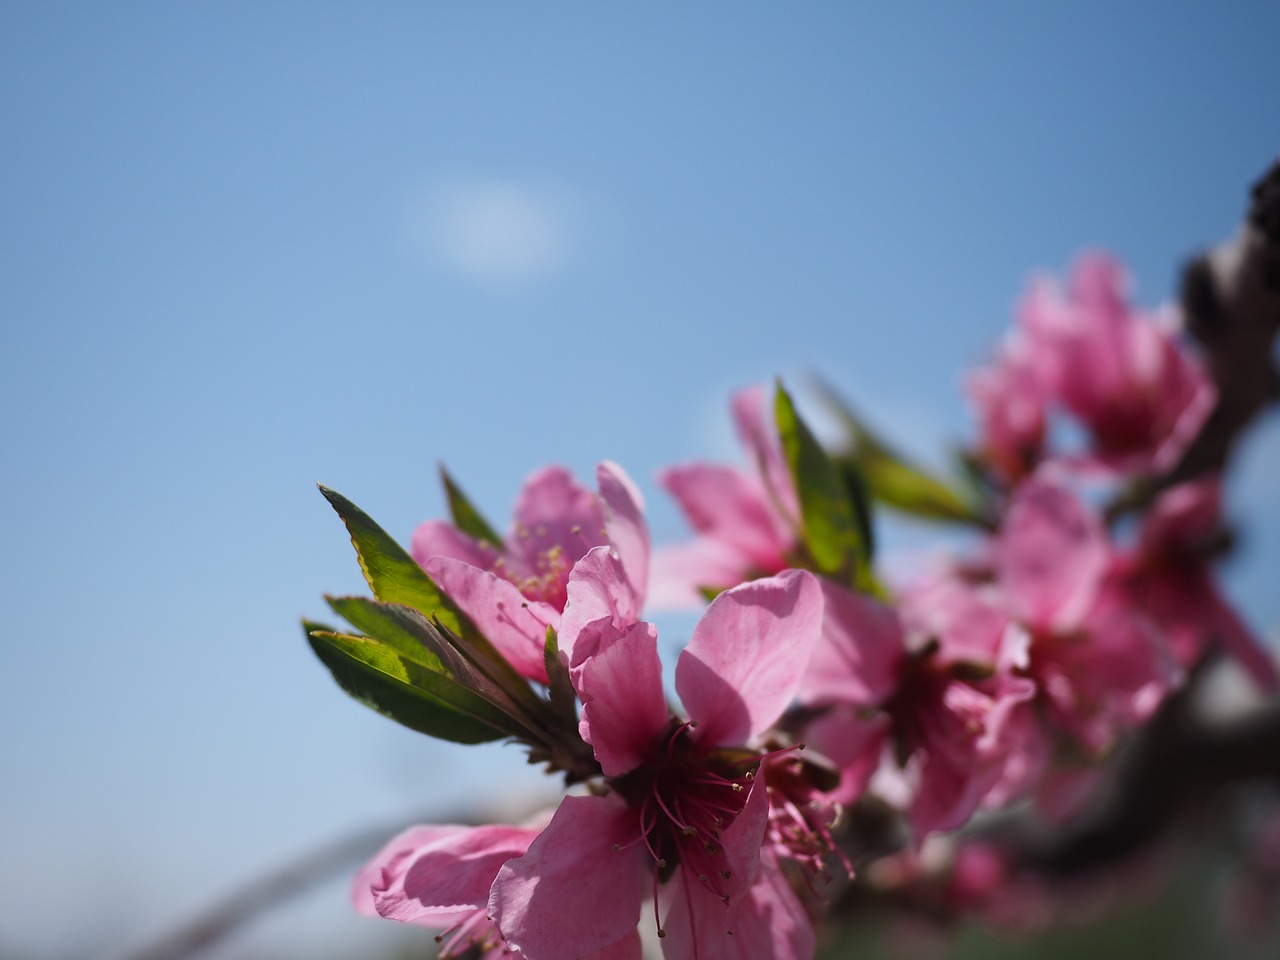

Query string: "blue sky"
[2, 4, 1278, 956]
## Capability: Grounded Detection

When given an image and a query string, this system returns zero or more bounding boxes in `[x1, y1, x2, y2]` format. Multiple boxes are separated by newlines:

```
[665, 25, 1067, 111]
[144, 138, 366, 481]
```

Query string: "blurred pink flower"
[994, 475, 1182, 755]
[1018, 253, 1214, 476]
[1113, 478, 1278, 690]
[798, 578, 1036, 839]
[966, 332, 1047, 483]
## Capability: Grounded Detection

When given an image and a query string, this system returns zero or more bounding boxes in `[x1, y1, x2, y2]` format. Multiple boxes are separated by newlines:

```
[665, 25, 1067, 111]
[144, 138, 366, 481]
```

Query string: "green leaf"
[811, 380, 989, 526]
[317, 485, 468, 635]
[326, 597, 553, 744]
[306, 625, 513, 744]
[774, 382, 868, 584]
[325, 595, 444, 669]
[543, 627, 579, 732]
[440, 465, 504, 549]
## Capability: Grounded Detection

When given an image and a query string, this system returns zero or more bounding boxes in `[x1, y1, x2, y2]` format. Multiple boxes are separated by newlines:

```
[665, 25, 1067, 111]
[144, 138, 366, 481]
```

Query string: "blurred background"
[2, 3, 1278, 958]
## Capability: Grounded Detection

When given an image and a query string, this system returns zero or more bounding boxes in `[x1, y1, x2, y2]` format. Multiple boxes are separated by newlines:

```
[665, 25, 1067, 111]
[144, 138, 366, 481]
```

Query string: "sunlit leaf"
[318, 485, 469, 635]
[305, 625, 512, 744]
[774, 382, 868, 585]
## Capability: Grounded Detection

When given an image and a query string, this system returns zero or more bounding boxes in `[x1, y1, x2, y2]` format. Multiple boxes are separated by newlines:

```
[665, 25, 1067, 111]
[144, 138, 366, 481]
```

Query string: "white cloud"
[412, 177, 578, 285]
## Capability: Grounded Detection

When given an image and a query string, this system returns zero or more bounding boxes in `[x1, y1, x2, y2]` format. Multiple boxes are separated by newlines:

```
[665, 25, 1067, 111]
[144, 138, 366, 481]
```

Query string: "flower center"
[610, 722, 756, 935]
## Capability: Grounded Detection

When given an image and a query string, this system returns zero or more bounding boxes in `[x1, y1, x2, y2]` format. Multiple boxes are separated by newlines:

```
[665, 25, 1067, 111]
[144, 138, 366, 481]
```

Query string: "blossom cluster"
[308, 253, 1277, 959]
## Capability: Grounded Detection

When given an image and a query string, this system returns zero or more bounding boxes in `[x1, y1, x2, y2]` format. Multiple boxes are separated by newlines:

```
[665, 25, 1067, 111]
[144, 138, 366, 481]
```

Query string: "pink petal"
[1138, 479, 1222, 556]
[731, 386, 799, 532]
[352, 825, 462, 920]
[716, 775, 770, 903]
[647, 539, 757, 611]
[802, 706, 890, 807]
[797, 580, 903, 708]
[659, 853, 815, 960]
[559, 545, 642, 665]
[424, 557, 556, 683]
[1032, 599, 1181, 755]
[490, 795, 648, 960]
[996, 477, 1107, 634]
[573, 620, 670, 776]
[411, 519, 500, 572]
[900, 573, 1011, 668]
[597, 461, 650, 608]
[370, 824, 538, 925]
[676, 570, 824, 747]
[659, 463, 791, 575]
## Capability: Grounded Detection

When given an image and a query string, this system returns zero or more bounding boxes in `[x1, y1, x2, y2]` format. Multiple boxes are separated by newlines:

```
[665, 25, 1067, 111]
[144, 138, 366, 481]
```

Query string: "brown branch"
[1171, 158, 1280, 481]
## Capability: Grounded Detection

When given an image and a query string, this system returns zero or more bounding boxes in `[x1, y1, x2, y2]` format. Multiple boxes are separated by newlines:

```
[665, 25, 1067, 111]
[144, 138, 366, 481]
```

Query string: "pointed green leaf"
[318, 485, 468, 636]
[306, 626, 513, 744]
[440, 465, 504, 549]
[774, 383, 867, 583]
[812, 380, 989, 526]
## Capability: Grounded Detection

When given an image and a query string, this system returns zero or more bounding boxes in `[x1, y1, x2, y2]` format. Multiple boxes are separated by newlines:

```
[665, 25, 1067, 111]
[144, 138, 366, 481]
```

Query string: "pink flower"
[651, 386, 798, 608]
[354, 821, 640, 960]
[797, 578, 1036, 839]
[1113, 479, 1278, 690]
[993, 475, 1182, 755]
[1018, 253, 1215, 476]
[412, 461, 649, 682]
[489, 569, 830, 960]
[965, 332, 1047, 483]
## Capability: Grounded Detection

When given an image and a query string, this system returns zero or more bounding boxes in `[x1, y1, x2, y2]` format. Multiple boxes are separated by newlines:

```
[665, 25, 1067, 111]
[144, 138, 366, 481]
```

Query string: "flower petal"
[491, 795, 647, 960]
[647, 540, 757, 611]
[597, 461, 650, 608]
[411, 519, 500, 572]
[995, 477, 1107, 633]
[803, 706, 890, 807]
[559, 545, 642, 665]
[676, 570, 824, 747]
[352, 825, 462, 920]
[424, 556, 555, 683]
[573, 620, 670, 776]
[798, 580, 903, 708]
[659, 853, 815, 960]
[370, 824, 538, 925]
[659, 463, 791, 574]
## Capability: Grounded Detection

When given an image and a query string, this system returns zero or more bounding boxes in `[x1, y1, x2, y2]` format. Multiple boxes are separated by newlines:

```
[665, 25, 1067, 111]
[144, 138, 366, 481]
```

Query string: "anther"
[612, 843, 621, 852]
[720, 870, 732, 879]
[682, 825, 698, 837]
[731, 783, 743, 793]
[657, 929, 666, 939]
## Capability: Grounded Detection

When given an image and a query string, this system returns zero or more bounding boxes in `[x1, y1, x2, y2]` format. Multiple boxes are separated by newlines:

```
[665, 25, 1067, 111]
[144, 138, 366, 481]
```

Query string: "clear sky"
[2, 3, 1278, 957]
